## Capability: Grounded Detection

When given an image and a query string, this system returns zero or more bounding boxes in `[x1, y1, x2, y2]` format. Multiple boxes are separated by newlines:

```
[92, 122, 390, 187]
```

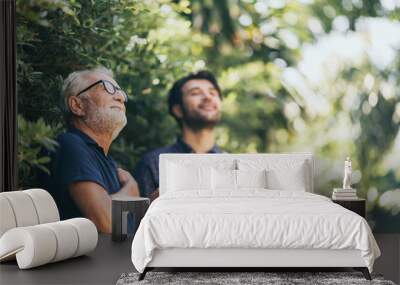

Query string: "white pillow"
[211, 169, 268, 191]
[212, 168, 237, 190]
[266, 163, 307, 191]
[237, 169, 268, 189]
[167, 162, 212, 191]
[237, 159, 310, 191]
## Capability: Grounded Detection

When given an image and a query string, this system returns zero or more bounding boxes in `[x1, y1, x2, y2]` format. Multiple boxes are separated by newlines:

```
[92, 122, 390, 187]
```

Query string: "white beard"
[83, 107, 127, 141]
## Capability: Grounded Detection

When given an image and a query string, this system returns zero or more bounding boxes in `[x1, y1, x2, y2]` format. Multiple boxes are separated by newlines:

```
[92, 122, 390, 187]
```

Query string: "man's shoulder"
[139, 144, 177, 165]
[57, 131, 84, 144]
[54, 131, 90, 155]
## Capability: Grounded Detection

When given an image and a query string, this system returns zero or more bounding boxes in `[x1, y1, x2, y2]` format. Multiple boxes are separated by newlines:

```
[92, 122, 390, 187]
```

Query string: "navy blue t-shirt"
[44, 128, 121, 220]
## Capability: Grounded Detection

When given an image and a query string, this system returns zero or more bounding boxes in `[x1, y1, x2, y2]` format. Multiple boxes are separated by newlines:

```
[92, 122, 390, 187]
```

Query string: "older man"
[44, 67, 139, 233]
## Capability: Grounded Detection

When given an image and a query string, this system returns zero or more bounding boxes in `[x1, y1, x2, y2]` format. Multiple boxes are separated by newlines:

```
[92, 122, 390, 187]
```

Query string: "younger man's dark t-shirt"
[42, 127, 121, 220]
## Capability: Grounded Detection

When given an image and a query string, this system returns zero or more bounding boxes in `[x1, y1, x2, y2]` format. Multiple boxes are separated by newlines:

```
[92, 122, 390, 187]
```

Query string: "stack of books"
[332, 188, 358, 200]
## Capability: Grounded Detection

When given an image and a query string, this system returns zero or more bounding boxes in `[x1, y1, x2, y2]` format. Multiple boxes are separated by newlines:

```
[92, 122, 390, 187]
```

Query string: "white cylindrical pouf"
[0, 196, 17, 237]
[0, 189, 98, 269]
[42, 221, 79, 262]
[24, 189, 60, 223]
[1, 192, 39, 227]
[0, 226, 57, 269]
[66, 218, 98, 257]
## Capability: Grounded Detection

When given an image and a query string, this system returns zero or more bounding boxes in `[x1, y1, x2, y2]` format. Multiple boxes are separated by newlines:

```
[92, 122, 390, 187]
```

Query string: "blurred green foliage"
[17, 0, 399, 232]
[17, 115, 60, 187]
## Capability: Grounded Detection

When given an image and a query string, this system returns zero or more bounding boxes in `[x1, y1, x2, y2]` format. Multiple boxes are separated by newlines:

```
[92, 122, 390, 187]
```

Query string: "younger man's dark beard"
[180, 106, 221, 131]
[181, 117, 218, 131]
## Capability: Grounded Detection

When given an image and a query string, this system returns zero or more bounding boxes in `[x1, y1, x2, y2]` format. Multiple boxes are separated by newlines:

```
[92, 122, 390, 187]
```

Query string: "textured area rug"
[116, 271, 396, 285]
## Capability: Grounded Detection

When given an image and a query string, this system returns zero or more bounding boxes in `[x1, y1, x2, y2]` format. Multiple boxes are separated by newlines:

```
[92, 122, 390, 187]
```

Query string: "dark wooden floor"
[0, 234, 134, 284]
[373, 234, 400, 284]
[0, 234, 398, 284]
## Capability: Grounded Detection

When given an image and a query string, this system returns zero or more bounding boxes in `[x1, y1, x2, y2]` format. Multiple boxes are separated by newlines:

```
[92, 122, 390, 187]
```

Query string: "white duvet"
[131, 190, 380, 273]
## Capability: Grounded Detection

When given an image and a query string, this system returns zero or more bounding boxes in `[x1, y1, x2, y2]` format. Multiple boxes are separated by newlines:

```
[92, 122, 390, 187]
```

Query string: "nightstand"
[112, 197, 150, 242]
[332, 198, 366, 218]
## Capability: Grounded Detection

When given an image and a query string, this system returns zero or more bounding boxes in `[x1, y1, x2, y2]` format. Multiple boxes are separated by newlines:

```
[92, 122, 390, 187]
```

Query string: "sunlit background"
[17, 0, 400, 232]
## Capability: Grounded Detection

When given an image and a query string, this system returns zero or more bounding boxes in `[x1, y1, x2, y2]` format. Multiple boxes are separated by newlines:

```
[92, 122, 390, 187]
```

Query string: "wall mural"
[17, 0, 400, 232]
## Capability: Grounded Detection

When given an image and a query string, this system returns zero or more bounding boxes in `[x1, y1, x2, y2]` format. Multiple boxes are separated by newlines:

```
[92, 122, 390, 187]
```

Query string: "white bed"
[131, 153, 380, 280]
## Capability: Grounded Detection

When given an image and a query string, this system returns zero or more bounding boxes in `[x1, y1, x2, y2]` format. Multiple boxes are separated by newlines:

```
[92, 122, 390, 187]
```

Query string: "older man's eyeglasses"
[76, 80, 128, 102]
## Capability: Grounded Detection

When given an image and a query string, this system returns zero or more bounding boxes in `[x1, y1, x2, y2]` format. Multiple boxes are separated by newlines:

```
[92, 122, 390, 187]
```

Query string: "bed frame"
[140, 248, 370, 280]
[138, 153, 371, 281]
